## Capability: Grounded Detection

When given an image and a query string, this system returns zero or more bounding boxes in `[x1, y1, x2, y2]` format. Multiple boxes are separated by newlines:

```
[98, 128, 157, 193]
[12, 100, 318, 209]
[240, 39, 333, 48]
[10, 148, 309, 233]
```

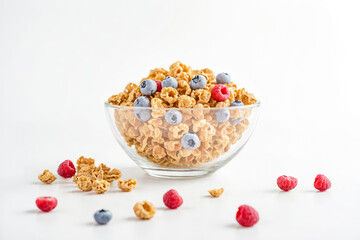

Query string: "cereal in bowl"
[108, 62, 257, 167]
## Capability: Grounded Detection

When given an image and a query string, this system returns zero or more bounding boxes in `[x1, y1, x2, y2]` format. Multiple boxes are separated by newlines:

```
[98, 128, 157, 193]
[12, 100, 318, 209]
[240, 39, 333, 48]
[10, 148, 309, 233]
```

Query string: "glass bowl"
[104, 102, 261, 178]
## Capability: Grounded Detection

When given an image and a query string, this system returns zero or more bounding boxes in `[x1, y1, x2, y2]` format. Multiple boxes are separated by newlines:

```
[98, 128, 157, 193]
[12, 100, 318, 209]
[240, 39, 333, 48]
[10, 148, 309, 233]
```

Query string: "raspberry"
[155, 80, 162, 92]
[163, 189, 183, 209]
[57, 160, 76, 178]
[236, 205, 259, 227]
[277, 175, 298, 191]
[36, 196, 58, 212]
[211, 84, 230, 102]
[314, 174, 331, 191]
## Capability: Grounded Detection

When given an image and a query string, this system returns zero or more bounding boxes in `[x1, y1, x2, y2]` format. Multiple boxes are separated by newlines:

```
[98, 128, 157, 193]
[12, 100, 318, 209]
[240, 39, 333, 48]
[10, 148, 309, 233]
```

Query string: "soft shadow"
[124, 216, 142, 221]
[225, 223, 244, 229]
[68, 189, 86, 194]
[24, 209, 44, 214]
[303, 189, 328, 194]
[203, 195, 215, 198]
[157, 206, 191, 211]
[31, 181, 45, 185]
[84, 222, 102, 226]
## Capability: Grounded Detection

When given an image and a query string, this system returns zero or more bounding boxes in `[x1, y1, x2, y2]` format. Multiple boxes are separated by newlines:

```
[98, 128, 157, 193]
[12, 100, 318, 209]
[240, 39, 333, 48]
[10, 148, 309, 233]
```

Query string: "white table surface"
[1, 0, 360, 239]
[1, 109, 360, 240]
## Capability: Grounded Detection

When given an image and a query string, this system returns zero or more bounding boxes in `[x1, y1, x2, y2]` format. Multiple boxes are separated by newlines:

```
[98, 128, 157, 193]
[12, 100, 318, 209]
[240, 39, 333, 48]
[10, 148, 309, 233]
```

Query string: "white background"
[1, 0, 360, 239]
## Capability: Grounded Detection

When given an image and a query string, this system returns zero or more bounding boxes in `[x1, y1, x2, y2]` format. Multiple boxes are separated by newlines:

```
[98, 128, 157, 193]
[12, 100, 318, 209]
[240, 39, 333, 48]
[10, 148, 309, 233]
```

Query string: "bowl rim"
[104, 101, 261, 110]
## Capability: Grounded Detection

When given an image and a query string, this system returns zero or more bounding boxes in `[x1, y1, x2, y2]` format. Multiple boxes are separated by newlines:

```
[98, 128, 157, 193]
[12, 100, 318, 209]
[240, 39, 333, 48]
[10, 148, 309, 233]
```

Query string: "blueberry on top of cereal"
[161, 76, 178, 89]
[216, 72, 231, 84]
[140, 79, 157, 96]
[190, 75, 207, 90]
[230, 100, 244, 107]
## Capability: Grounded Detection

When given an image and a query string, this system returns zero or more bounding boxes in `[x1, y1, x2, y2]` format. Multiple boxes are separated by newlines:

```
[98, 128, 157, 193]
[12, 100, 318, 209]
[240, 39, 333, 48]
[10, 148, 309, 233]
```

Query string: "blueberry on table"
[215, 109, 230, 123]
[216, 72, 231, 84]
[161, 77, 178, 89]
[134, 96, 151, 107]
[181, 132, 200, 150]
[165, 110, 182, 125]
[94, 209, 112, 225]
[230, 100, 244, 107]
[190, 75, 207, 90]
[140, 79, 157, 96]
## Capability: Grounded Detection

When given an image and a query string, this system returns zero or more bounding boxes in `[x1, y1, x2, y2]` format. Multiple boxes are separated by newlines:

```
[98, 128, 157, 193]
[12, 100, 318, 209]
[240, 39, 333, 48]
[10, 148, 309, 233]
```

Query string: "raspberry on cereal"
[236, 205, 259, 227]
[163, 189, 183, 209]
[57, 160, 76, 178]
[277, 175, 298, 191]
[155, 80, 162, 92]
[36, 196, 58, 212]
[211, 84, 230, 102]
[314, 174, 331, 191]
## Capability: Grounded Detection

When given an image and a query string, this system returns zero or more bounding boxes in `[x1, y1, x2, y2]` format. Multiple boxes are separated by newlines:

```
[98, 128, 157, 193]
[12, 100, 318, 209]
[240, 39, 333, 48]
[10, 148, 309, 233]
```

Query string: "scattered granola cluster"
[72, 156, 122, 194]
[108, 62, 258, 167]
[133, 201, 157, 220]
[208, 188, 224, 197]
[118, 179, 137, 192]
[38, 170, 57, 184]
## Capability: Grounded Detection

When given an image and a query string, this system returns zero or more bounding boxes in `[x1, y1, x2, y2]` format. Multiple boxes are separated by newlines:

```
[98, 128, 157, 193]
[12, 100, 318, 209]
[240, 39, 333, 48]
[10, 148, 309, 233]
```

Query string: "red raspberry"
[57, 160, 76, 178]
[163, 189, 183, 209]
[277, 175, 298, 191]
[155, 80, 162, 92]
[211, 84, 230, 102]
[36, 196, 58, 212]
[236, 205, 259, 227]
[314, 174, 331, 191]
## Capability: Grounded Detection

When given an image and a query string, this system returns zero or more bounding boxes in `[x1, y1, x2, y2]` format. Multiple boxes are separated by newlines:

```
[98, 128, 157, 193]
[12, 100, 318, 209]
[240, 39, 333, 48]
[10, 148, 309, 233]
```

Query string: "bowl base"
[143, 168, 212, 179]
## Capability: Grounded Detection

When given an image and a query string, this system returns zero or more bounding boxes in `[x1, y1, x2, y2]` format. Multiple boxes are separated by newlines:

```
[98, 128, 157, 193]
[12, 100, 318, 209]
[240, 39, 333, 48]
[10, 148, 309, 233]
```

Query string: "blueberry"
[161, 77, 178, 89]
[230, 100, 244, 107]
[215, 109, 230, 123]
[216, 72, 231, 84]
[134, 109, 151, 122]
[94, 209, 112, 225]
[165, 110, 182, 125]
[231, 117, 243, 125]
[140, 79, 157, 96]
[181, 132, 200, 150]
[134, 96, 151, 107]
[190, 75, 207, 90]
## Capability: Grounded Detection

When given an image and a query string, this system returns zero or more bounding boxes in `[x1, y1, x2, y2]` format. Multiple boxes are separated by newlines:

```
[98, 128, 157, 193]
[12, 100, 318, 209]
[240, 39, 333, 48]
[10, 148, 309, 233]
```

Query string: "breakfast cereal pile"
[107, 62, 258, 167]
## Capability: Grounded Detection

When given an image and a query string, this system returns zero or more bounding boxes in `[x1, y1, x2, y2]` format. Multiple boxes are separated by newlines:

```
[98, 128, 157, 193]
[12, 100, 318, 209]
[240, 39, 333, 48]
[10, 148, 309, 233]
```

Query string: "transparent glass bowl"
[105, 102, 261, 178]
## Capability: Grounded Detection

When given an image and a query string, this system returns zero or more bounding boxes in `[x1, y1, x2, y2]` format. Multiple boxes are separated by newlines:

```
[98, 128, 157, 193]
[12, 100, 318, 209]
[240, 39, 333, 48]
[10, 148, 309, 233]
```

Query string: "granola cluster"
[118, 179, 137, 192]
[38, 170, 57, 184]
[73, 156, 122, 194]
[208, 188, 224, 197]
[108, 62, 257, 167]
[133, 201, 156, 220]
